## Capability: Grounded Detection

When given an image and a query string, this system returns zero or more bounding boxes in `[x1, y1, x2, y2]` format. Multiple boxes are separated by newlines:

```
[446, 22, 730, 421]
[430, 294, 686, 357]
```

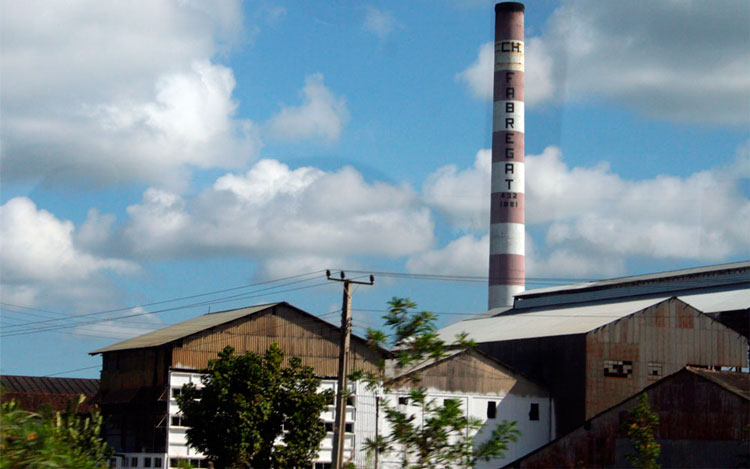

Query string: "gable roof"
[439, 288, 749, 344]
[439, 297, 668, 343]
[91, 302, 387, 356]
[91, 303, 280, 354]
[687, 367, 750, 401]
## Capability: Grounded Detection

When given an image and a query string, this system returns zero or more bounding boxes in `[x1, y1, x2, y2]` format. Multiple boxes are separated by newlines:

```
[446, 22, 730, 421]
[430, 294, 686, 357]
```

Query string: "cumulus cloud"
[407, 234, 489, 276]
[423, 149, 490, 231]
[415, 143, 750, 277]
[75, 306, 164, 340]
[107, 159, 433, 275]
[456, 39, 555, 107]
[0, 0, 260, 188]
[362, 6, 397, 39]
[0, 197, 137, 308]
[267, 74, 350, 143]
[457, 1, 750, 124]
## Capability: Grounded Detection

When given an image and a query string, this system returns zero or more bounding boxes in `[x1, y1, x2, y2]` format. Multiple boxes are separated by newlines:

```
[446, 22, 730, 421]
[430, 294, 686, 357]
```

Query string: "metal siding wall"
[585, 299, 748, 419]
[170, 305, 382, 377]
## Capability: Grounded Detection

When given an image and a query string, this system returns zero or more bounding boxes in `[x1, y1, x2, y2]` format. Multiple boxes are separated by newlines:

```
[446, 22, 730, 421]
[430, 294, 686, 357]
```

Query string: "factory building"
[91, 302, 554, 468]
[509, 366, 750, 468]
[440, 261, 750, 436]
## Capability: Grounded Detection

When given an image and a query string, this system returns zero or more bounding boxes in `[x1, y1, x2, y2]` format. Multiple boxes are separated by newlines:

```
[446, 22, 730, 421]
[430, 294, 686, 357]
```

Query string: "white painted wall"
[108, 369, 552, 469]
[375, 387, 554, 469]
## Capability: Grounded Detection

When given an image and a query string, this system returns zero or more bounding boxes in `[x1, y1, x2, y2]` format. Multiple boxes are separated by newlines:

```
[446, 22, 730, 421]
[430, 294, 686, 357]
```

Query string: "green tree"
[0, 395, 112, 468]
[622, 393, 660, 469]
[354, 298, 520, 468]
[176, 343, 333, 468]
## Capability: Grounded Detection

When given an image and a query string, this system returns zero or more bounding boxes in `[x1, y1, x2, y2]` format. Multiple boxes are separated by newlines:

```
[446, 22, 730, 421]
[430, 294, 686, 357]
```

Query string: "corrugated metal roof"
[518, 261, 749, 298]
[439, 297, 667, 343]
[0, 375, 99, 396]
[438, 288, 749, 344]
[687, 367, 750, 401]
[90, 303, 279, 354]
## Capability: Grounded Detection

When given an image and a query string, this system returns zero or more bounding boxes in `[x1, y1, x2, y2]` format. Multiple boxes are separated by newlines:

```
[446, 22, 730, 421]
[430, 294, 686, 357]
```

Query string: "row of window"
[603, 360, 663, 378]
[396, 396, 541, 422]
[171, 387, 202, 399]
[111, 456, 162, 468]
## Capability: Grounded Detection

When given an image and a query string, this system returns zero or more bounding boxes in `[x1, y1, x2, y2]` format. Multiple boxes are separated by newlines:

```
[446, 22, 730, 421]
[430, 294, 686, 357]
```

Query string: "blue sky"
[1, 0, 748, 378]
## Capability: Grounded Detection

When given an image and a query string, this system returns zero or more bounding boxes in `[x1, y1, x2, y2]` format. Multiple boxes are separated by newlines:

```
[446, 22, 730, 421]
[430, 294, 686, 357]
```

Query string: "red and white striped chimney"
[489, 2, 525, 309]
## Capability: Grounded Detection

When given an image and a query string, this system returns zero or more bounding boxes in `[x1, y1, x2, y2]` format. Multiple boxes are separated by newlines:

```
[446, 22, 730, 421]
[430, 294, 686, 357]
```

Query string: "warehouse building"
[439, 261, 750, 436]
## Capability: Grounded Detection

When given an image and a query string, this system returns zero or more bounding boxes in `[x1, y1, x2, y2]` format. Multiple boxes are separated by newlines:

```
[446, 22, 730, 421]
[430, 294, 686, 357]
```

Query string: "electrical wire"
[1, 279, 337, 338]
[0, 269, 330, 331]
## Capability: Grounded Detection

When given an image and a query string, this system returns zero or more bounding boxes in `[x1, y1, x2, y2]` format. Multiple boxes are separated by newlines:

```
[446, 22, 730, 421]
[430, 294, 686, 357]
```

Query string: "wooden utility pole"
[327, 270, 373, 469]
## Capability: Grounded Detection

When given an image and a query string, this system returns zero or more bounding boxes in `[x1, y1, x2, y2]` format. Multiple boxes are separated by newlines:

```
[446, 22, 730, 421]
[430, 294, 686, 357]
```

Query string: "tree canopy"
[0, 395, 112, 469]
[177, 343, 333, 468]
[354, 297, 520, 468]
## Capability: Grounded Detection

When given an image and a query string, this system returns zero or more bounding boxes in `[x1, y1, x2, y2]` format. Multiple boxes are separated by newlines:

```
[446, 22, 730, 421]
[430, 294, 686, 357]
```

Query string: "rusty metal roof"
[439, 288, 749, 343]
[0, 375, 99, 396]
[90, 303, 279, 354]
[687, 367, 750, 401]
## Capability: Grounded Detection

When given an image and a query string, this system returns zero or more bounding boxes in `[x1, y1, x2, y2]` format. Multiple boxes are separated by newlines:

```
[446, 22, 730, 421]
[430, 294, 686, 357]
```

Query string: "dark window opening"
[398, 397, 408, 405]
[325, 422, 333, 432]
[345, 422, 353, 433]
[171, 387, 182, 398]
[487, 401, 497, 419]
[604, 360, 633, 378]
[144, 457, 152, 468]
[131, 457, 138, 467]
[154, 458, 162, 468]
[529, 403, 539, 421]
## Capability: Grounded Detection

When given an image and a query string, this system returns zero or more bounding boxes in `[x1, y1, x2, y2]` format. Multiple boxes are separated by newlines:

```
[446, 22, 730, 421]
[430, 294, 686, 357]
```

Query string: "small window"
[398, 396, 408, 405]
[144, 457, 152, 468]
[325, 422, 333, 432]
[648, 362, 663, 378]
[122, 458, 130, 468]
[529, 403, 539, 421]
[487, 401, 497, 419]
[169, 459, 178, 468]
[346, 395, 355, 406]
[171, 387, 182, 398]
[604, 360, 633, 378]
[315, 463, 333, 469]
[131, 457, 139, 468]
[154, 458, 162, 468]
[345, 422, 353, 433]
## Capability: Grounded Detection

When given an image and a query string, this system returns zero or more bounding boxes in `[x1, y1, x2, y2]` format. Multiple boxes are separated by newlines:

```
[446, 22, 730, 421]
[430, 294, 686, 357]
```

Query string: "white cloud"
[115, 160, 434, 273]
[0, 0, 260, 188]
[267, 74, 350, 143]
[406, 234, 489, 276]
[75, 307, 164, 340]
[456, 38, 555, 108]
[417, 143, 750, 277]
[362, 6, 397, 39]
[0, 197, 138, 308]
[457, 1, 749, 124]
[423, 149, 490, 231]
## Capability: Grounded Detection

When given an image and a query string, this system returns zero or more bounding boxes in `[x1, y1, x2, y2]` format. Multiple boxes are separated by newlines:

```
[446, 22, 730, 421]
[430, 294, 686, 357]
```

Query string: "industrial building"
[90, 302, 553, 468]
[440, 261, 750, 436]
[0, 375, 99, 413]
[509, 366, 750, 468]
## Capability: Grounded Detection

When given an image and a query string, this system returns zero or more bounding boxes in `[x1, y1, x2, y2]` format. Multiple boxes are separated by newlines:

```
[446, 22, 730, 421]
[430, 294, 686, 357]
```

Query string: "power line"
[44, 365, 101, 377]
[1, 279, 337, 338]
[0, 270, 330, 331]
